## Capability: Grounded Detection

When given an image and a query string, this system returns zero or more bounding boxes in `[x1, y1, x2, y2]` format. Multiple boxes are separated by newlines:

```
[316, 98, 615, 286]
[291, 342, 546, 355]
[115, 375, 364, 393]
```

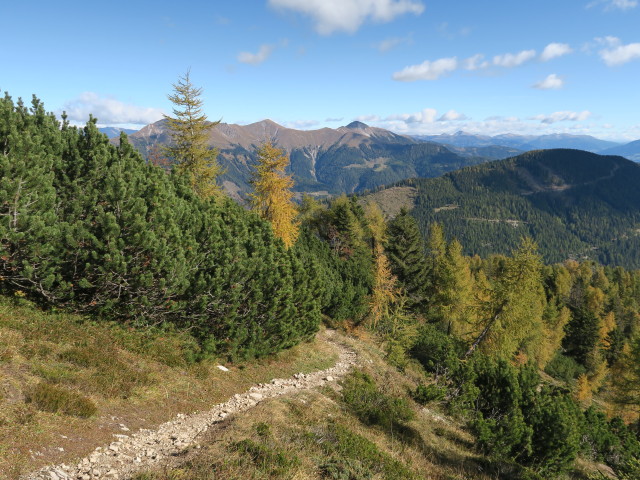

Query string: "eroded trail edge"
[27, 330, 358, 480]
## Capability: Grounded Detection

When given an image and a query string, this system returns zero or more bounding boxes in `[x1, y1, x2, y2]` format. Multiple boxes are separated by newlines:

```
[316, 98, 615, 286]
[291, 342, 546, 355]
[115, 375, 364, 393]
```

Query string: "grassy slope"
[133, 332, 497, 480]
[0, 298, 336, 480]
[132, 336, 616, 480]
[0, 299, 614, 480]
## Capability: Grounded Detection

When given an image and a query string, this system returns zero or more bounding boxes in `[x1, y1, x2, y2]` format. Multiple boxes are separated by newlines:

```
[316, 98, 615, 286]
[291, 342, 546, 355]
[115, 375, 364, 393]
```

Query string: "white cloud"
[532, 110, 592, 124]
[610, 0, 638, 8]
[376, 34, 412, 52]
[392, 57, 458, 81]
[392, 44, 571, 82]
[493, 49, 537, 68]
[325, 117, 344, 122]
[352, 110, 605, 138]
[533, 74, 564, 90]
[238, 44, 275, 65]
[463, 54, 489, 71]
[61, 92, 164, 126]
[348, 110, 635, 141]
[596, 36, 622, 47]
[438, 110, 468, 121]
[269, 0, 424, 35]
[437, 22, 472, 40]
[598, 37, 640, 65]
[386, 108, 438, 123]
[540, 43, 573, 61]
[355, 114, 382, 122]
[588, 0, 638, 10]
[283, 119, 321, 129]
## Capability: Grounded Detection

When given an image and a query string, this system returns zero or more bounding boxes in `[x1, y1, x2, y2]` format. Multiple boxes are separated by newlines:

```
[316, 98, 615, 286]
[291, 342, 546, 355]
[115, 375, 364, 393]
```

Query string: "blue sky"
[2, 0, 639, 141]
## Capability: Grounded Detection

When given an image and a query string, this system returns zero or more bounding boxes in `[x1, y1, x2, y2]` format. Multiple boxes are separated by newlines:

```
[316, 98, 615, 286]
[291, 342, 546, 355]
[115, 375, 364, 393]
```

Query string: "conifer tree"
[249, 141, 299, 248]
[385, 208, 430, 314]
[611, 336, 640, 417]
[466, 238, 546, 359]
[425, 223, 476, 336]
[164, 71, 222, 199]
[0, 94, 62, 300]
[364, 203, 399, 330]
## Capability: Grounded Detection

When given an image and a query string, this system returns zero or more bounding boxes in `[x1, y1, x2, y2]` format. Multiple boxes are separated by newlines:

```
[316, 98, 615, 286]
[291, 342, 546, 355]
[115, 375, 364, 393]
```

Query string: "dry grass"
[132, 333, 499, 480]
[0, 298, 336, 480]
[358, 186, 418, 219]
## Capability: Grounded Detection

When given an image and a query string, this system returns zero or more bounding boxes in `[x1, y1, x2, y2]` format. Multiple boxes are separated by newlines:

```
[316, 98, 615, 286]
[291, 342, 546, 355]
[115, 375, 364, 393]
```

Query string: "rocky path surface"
[26, 331, 358, 480]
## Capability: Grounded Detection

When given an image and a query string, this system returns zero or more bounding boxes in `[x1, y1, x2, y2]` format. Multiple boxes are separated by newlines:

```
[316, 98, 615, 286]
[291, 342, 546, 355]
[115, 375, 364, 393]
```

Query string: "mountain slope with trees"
[380, 149, 640, 268]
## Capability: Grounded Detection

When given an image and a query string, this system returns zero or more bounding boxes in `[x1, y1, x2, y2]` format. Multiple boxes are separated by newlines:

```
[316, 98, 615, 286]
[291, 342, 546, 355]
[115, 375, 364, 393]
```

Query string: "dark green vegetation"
[0, 94, 322, 360]
[399, 149, 640, 268]
[124, 119, 488, 198]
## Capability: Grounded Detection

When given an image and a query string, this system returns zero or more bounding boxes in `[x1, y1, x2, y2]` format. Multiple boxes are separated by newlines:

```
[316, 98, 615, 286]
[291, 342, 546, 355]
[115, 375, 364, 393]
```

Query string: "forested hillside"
[2, 94, 640, 479]
[393, 149, 640, 268]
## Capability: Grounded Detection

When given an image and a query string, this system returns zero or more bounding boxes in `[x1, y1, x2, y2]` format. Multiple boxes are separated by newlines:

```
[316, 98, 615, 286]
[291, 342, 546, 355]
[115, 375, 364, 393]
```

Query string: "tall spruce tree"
[164, 71, 222, 199]
[385, 208, 430, 314]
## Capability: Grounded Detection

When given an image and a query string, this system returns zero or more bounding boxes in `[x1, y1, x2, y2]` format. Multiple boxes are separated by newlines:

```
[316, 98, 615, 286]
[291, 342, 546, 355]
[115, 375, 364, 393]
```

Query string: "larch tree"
[164, 71, 223, 199]
[466, 237, 546, 360]
[365, 202, 399, 331]
[249, 141, 299, 248]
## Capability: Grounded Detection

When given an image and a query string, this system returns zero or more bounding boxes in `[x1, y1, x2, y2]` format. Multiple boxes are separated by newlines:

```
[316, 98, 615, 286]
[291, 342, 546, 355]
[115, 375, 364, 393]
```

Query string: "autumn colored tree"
[466, 238, 546, 360]
[611, 335, 640, 418]
[164, 71, 223, 199]
[249, 141, 299, 248]
[365, 203, 399, 330]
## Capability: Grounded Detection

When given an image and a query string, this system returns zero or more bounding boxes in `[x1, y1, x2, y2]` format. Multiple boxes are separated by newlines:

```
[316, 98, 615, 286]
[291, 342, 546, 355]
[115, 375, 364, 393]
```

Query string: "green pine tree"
[385, 208, 430, 314]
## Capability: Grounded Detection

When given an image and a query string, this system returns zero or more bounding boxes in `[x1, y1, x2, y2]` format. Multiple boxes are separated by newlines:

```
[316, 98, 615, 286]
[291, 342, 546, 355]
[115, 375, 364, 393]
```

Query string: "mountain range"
[112, 120, 640, 201]
[412, 131, 622, 153]
[99, 127, 138, 138]
[120, 120, 490, 200]
[600, 139, 640, 161]
[365, 149, 640, 268]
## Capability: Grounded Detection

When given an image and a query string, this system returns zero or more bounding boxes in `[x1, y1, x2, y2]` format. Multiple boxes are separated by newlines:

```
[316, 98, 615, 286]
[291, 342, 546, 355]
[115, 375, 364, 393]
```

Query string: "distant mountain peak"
[345, 121, 369, 129]
[247, 119, 283, 129]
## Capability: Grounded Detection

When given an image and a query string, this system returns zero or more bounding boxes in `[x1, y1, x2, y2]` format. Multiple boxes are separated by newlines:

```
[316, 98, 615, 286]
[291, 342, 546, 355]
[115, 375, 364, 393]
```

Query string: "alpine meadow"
[2, 1, 640, 480]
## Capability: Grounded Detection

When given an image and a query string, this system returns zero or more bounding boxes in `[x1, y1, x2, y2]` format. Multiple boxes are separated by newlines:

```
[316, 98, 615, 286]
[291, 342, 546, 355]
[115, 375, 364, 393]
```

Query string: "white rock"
[216, 365, 229, 372]
[249, 393, 263, 401]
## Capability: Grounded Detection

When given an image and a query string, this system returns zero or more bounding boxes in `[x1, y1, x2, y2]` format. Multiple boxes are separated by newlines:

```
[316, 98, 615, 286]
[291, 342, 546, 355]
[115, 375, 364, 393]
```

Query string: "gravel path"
[26, 331, 357, 480]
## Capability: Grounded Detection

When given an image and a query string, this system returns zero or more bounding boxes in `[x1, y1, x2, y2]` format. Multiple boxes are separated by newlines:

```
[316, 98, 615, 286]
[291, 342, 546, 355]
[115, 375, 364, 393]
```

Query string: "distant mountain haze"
[413, 131, 622, 153]
[600, 139, 640, 162]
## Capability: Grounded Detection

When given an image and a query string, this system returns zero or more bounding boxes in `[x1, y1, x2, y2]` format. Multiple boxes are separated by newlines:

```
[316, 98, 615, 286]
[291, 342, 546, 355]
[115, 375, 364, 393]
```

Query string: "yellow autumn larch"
[250, 141, 299, 248]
